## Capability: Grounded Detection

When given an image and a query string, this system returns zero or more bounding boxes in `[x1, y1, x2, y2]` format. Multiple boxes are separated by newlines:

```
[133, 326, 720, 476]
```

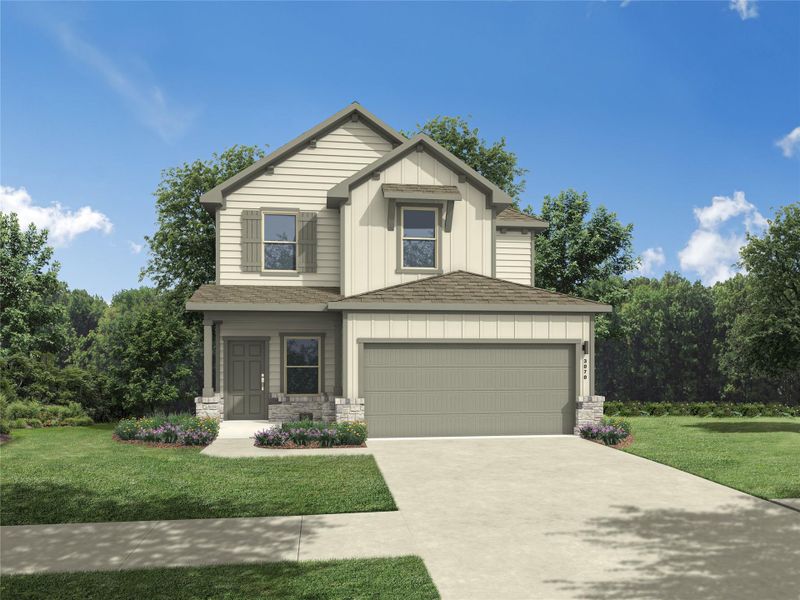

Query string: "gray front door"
[226, 340, 266, 420]
[363, 343, 576, 437]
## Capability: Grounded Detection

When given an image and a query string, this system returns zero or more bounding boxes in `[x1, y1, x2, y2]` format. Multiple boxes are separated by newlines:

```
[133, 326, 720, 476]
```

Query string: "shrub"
[602, 415, 631, 436]
[254, 429, 290, 447]
[0, 420, 9, 435]
[62, 416, 94, 427]
[26, 418, 43, 429]
[579, 423, 629, 446]
[9, 418, 28, 429]
[6, 400, 42, 420]
[604, 401, 800, 418]
[335, 421, 367, 446]
[113, 413, 219, 446]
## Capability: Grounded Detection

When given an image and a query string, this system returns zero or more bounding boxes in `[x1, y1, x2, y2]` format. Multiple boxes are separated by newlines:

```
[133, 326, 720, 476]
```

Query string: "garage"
[362, 342, 577, 437]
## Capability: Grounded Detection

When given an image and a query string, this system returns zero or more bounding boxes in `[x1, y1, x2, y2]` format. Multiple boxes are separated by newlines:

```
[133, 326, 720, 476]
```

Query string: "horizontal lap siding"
[495, 232, 532, 286]
[216, 312, 339, 395]
[344, 312, 591, 398]
[342, 151, 492, 296]
[218, 121, 393, 286]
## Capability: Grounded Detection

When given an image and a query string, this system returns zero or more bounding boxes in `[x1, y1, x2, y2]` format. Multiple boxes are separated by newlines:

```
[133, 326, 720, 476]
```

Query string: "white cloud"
[678, 191, 766, 285]
[54, 23, 198, 142]
[634, 247, 666, 277]
[776, 126, 800, 158]
[0, 185, 112, 246]
[729, 0, 758, 20]
[128, 241, 144, 254]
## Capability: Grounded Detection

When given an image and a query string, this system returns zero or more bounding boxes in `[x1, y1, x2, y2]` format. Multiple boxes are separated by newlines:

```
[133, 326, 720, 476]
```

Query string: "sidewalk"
[0, 512, 415, 575]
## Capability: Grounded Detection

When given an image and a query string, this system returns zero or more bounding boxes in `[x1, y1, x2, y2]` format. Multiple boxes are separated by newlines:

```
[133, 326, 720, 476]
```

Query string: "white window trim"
[261, 211, 299, 272]
[401, 206, 439, 270]
[284, 336, 321, 395]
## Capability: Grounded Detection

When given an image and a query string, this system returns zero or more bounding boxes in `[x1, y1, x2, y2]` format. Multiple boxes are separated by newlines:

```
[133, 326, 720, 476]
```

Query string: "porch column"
[202, 319, 214, 397]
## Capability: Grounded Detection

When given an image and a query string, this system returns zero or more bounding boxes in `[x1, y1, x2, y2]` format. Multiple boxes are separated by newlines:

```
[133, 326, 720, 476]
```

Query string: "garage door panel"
[367, 412, 568, 438]
[366, 390, 572, 415]
[363, 343, 575, 437]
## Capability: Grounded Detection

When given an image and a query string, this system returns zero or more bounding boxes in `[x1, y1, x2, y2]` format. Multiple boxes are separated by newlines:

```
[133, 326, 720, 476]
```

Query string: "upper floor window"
[402, 207, 438, 269]
[263, 213, 297, 271]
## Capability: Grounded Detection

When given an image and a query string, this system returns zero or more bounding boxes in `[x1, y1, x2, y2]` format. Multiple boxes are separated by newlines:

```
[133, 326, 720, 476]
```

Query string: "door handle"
[260, 373, 265, 392]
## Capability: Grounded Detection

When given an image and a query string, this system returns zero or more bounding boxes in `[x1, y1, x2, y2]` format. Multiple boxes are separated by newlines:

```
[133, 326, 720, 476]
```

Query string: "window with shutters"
[262, 212, 297, 271]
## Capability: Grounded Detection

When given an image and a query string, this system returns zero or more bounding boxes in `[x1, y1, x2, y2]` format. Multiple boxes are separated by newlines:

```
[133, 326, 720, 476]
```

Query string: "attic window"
[401, 207, 438, 269]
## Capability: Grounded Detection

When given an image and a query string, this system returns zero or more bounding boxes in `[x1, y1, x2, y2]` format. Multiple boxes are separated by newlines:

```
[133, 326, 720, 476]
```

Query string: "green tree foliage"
[86, 288, 199, 416]
[531, 190, 637, 296]
[404, 116, 527, 199]
[63, 289, 106, 338]
[143, 145, 266, 300]
[0, 213, 70, 358]
[596, 273, 721, 403]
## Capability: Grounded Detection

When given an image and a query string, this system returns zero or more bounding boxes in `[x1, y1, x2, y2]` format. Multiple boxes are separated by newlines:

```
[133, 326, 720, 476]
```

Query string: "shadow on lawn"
[546, 498, 800, 600]
[686, 421, 800, 434]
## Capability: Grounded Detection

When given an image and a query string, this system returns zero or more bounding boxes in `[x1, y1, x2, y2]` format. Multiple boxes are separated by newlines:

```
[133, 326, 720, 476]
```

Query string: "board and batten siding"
[218, 121, 394, 286]
[341, 151, 492, 296]
[208, 312, 340, 396]
[495, 231, 533, 286]
[343, 312, 592, 399]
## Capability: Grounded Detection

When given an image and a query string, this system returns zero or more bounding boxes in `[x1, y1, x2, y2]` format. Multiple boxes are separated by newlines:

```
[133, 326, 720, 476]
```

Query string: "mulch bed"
[584, 434, 635, 450]
[0, 433, 11, 445]
[112, 435, 211, 449]
[254, 442, 367, 450]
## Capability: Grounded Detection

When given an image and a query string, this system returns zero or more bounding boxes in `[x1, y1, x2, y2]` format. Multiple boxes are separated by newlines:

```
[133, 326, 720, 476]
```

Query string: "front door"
[226, 340, 266, 419]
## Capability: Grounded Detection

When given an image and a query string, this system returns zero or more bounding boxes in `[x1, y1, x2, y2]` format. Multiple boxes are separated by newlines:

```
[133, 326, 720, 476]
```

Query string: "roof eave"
[327, 134, 517, 209]
[199, 103, 406, 207]
[186, 302, 330, 312]
[326, 301, 612, 313]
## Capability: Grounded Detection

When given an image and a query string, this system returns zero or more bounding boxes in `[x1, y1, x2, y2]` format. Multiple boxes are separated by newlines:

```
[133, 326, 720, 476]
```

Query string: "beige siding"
[218, 121, 394, 286]
[211, 312, 339, 395]
[341, 151, 492, 296]
[344, 312, 592, 398]
[495, 231, 533, 286]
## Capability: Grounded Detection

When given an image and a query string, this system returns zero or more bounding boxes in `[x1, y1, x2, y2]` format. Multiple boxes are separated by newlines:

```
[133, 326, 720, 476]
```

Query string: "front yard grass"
[0, 556, 440, 600]
[624, 417, 800, 499]
[0, 425, 396, 526]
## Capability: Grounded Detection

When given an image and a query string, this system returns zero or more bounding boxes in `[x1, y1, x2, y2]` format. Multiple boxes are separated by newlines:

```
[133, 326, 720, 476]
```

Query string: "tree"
[715, 204, 800, 402]
[87, 288, 198, 416]
[143, 145, 266, 300]
[63, 289, 106, 338]
[405, 116, 527, 199]
[531, 190, 637, 296]
[596, 274, 721, 403]
[0, 213, 70, 358]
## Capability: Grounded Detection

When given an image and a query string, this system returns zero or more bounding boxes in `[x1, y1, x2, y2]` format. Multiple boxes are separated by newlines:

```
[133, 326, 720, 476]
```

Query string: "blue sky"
[2, 0, 798, 299]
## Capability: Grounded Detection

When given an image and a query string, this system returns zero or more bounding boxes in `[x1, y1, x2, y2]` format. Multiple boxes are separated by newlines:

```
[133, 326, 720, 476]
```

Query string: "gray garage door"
[363, 343, 576, 437]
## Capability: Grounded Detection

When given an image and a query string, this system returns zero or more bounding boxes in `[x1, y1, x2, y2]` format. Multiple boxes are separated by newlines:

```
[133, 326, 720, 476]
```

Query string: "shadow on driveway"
[546, 498, 800, 600]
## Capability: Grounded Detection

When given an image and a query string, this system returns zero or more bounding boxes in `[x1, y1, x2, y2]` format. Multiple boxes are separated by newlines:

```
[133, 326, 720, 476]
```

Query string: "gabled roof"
[496, 206, 548, 230]
[328, 271, 612, 313]
[199, 103, 405, 211]
[327, 134, 516, 209]
[186, 284, 342, 312]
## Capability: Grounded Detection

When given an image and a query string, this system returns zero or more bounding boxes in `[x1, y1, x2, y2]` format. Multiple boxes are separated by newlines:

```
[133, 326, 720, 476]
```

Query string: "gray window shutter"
[240, 210, 261, 272]
[297, 212, 317, 273]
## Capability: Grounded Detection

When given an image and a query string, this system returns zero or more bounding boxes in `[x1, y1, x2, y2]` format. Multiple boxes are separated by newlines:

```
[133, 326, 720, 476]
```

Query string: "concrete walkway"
[217, 419, 274, 439]
[368, 435, 800, 600]
[0, 512, 414, 575]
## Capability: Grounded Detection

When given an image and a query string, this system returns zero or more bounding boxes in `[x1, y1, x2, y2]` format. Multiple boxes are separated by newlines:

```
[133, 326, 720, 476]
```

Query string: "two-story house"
[187, 103, 610, 437]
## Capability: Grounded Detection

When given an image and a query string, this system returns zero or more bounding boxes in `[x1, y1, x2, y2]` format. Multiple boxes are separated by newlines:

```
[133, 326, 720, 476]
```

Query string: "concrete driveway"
[368, 436, 800, 600]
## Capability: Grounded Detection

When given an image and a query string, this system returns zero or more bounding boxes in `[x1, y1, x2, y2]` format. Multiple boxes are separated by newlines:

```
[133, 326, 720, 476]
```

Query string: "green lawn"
[624, 417, 800, 499]
[0, 557, 439, 600]
[0, 425, 396, 525]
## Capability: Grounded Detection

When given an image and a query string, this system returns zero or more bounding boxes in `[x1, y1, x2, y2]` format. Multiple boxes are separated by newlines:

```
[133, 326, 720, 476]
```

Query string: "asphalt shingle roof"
[187, 284, 342, 305]
[496, 206, 547, 225]
[337, 271, 608, 307]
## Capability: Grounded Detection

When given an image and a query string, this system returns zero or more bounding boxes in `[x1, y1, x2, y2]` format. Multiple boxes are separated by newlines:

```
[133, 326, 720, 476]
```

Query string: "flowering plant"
[579, 422, 629, 446]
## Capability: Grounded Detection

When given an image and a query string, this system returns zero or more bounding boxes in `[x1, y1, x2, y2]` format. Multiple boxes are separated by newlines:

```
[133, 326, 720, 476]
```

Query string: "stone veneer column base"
[195, 393, 224, 420]
[574, 395, 605, 435]
[335, 397, 365, 422]
[268, 394, 336, 423]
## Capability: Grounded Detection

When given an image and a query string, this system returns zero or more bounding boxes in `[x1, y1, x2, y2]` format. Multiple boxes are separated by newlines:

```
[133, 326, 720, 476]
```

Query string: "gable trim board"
[200, 103, 405, 212]
[327, 134, 516, 210]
